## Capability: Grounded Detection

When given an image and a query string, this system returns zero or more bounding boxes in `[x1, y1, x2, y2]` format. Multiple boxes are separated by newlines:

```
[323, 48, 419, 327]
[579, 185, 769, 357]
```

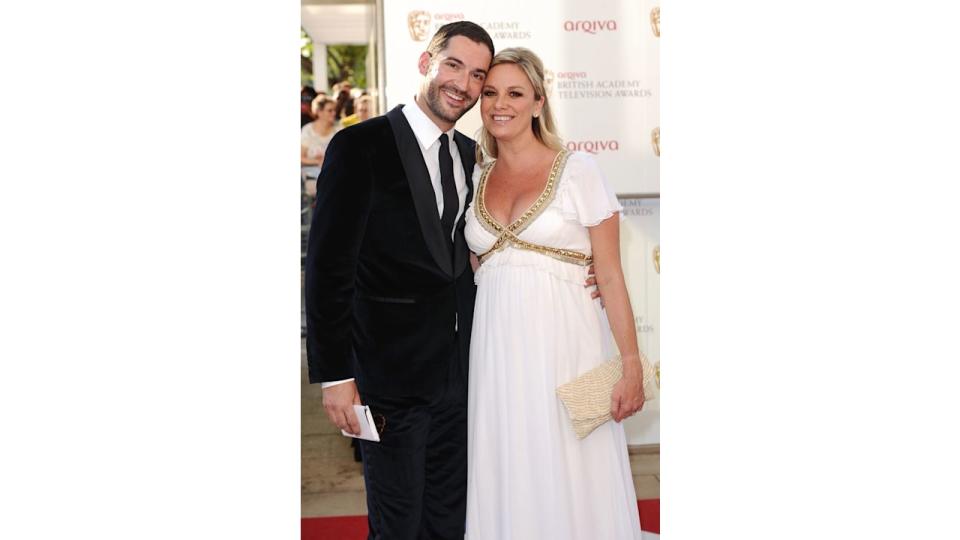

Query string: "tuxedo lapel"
[453, 131, 477, 278]
[386, 106, 453, 277]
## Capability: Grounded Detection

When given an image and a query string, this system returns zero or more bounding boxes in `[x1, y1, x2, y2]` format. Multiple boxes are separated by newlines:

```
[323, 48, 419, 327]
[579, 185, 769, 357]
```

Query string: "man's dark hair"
[335, 88, 354, 118]
[425, 21, 495, 59]
[301, 85, 318, 105]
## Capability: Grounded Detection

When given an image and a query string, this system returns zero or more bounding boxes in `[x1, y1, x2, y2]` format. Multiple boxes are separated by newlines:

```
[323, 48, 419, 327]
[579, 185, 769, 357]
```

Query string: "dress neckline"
[476, 150, 570, 237]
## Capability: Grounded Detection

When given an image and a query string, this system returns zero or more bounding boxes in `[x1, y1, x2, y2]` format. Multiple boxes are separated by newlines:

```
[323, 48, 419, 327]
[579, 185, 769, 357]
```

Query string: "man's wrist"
[321, 378, 355, 389]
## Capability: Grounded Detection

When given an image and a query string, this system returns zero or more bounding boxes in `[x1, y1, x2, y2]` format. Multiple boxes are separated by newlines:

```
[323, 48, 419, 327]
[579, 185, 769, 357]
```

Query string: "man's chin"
[445, 108, 467, 122]
[446, 101, 478, 120]
[432, 104, 467, 124]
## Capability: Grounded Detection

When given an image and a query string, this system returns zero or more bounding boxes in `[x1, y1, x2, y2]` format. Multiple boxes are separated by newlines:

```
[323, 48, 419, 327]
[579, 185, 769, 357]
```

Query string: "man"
[305, 22, 494, 539]
[340, 94, 375, 128]
[300, 86, 319, 127]
[335, 80, 356, 120]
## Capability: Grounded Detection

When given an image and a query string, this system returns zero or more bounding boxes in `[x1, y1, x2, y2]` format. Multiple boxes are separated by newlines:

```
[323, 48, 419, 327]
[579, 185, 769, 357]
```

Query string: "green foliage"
[327, 45, 368, 89]
[301, 28, 314, 88]
[299, 29, 369, 90]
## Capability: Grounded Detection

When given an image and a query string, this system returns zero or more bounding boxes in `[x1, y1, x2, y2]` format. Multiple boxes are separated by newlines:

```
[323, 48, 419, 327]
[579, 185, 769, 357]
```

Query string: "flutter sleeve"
[555, 151, 624, 227]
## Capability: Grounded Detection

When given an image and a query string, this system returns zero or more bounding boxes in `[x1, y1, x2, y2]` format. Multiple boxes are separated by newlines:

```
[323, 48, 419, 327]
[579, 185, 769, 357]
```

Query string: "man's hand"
[322, 381, 363, 435]
[584, 264, 604, 306]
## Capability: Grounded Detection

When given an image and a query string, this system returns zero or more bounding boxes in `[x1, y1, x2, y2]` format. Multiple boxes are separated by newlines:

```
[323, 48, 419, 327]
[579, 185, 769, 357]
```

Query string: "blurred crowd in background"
[300, 82, 380, 316]
[300, 81, 379, 195]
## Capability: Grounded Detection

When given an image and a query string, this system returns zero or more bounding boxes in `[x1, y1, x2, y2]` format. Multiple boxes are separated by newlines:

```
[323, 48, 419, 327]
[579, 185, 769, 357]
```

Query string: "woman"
[301, 96, 339, 196]
[464, 48, 646, 539]
[300, 95, 338, 169]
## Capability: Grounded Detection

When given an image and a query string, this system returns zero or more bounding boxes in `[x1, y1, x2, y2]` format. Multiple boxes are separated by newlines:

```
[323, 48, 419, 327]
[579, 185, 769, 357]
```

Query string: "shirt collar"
[402, 97, 457, 152]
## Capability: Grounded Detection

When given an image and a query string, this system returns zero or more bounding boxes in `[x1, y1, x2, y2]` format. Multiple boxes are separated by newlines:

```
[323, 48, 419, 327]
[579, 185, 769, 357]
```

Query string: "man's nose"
[453, 71, 470, 92]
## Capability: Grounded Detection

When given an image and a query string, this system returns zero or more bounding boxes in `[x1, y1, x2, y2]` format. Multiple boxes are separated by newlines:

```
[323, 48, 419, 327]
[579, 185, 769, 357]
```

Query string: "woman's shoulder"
[556, 150, 604, 188]
[562, 150, 600, 171]
[554, 149, 621, 226]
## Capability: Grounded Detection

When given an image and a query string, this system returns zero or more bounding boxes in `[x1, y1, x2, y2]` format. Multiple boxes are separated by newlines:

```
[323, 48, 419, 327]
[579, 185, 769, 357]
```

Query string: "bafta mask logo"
[653, 245, 660, 274]
[650, 7, 660, 37]
[651, 126, 660, 157]
[655, 361, 660, 389]
[407, 11, 432, 42]
[543, 68, 555, 98]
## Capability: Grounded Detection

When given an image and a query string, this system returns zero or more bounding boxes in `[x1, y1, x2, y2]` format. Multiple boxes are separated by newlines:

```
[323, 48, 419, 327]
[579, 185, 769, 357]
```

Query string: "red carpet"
[302, 498, 659, 539]
[301, 515, 368, 540]
[637, 498, 660, 534]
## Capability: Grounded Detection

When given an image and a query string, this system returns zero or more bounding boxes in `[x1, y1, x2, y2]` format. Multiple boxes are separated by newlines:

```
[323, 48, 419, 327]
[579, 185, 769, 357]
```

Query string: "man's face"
[356, 99, 371, 120]
[418, 36, 492, 127]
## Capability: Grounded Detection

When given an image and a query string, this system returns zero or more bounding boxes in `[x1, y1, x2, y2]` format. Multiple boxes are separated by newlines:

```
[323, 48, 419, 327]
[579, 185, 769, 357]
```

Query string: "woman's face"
[320, 102, 337, 125]
[480, 63, 543, 142]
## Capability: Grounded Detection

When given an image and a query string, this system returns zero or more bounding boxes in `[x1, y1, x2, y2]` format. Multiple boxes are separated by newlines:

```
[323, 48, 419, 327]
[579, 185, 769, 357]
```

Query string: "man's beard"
[425, 81, 475, 124]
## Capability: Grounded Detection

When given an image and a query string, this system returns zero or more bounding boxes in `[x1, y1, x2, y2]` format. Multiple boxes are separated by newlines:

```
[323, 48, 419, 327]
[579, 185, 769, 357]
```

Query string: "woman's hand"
[610, 355, 645, 422]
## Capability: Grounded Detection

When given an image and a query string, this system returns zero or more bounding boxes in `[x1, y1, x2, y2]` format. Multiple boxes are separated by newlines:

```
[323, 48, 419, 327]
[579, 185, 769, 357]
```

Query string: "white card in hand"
[340, 404, 381, 442]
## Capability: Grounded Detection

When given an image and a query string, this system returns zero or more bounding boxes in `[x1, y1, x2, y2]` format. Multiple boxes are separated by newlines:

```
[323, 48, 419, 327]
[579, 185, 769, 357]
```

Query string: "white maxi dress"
[464, 151, 642, 540]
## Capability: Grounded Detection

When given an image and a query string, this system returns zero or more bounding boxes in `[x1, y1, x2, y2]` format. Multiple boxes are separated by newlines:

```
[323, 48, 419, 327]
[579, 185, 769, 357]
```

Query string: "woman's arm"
[588, 214, 646, 422]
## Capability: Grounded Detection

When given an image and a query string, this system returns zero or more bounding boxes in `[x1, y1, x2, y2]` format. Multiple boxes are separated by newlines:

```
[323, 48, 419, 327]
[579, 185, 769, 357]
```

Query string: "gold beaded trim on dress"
[475, 150, 591, 266]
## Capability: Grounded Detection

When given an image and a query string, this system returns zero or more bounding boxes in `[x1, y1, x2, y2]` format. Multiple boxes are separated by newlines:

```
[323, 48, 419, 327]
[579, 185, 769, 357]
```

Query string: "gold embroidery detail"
[474, 151, 591, 266]
[480, 228, 593, 266]
[474, 161, 500, 239]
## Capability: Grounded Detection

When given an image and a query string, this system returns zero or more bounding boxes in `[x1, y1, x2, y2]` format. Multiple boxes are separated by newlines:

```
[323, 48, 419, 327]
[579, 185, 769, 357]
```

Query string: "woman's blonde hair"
[476, 47, 564, 163]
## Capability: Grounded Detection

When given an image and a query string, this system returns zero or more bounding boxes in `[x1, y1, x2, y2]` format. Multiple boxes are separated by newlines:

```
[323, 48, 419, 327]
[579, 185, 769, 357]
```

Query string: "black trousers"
[359, 369, 467, 540]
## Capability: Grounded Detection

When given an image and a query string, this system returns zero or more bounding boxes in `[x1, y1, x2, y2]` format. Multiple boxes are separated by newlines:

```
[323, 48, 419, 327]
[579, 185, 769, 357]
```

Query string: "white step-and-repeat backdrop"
[382, 0, 660, 444]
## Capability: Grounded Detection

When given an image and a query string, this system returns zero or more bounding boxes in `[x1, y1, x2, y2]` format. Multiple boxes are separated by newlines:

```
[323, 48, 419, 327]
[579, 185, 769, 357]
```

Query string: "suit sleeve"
[304, 129, 373, 384]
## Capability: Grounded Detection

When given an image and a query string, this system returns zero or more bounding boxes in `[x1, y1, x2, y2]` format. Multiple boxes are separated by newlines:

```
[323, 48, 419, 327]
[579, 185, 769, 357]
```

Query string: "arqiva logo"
[563, 20, 618, 34]
[565, 140, 620, 154]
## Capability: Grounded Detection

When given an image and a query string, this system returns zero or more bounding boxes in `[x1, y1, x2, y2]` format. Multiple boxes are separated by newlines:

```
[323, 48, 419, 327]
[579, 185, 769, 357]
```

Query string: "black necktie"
[438, 133, 458, 244]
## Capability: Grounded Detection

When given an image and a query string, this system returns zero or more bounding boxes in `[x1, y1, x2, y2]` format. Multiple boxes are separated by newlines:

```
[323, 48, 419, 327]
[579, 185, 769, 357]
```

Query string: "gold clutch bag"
[556, 354, 657, 440]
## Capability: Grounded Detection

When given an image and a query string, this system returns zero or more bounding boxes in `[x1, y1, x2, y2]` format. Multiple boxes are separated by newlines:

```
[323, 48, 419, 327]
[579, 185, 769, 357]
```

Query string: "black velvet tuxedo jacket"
[305, 106, 477, 398]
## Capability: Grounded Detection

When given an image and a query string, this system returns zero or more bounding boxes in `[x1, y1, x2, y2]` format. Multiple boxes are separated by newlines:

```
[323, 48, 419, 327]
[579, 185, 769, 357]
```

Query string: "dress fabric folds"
[464, 151, 642, 540]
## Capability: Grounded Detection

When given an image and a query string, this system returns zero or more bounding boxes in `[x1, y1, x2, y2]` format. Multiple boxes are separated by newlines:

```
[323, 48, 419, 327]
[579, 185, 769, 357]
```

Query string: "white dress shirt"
[401, 99, 469, 240]
[322, 98, 468, 389]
